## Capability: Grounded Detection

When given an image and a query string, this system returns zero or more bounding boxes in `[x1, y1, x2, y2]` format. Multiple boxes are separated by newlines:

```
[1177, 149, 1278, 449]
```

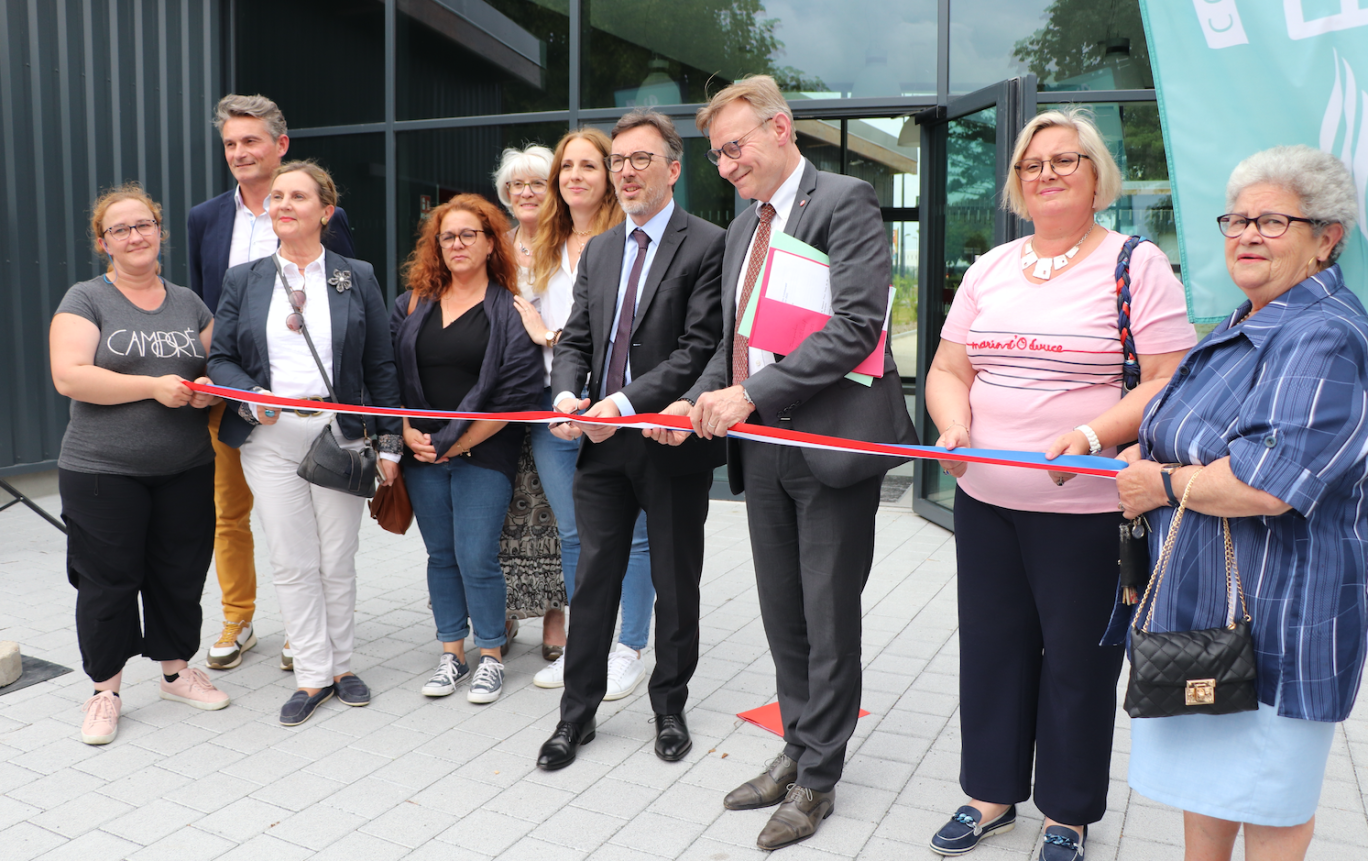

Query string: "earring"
[321, 217, 329, 225]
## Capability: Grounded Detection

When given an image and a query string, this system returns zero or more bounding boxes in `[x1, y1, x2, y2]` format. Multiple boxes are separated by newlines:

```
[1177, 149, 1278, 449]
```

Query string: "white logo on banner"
[1322, 49, 1368, 242]
[1286, 0, 1368, 40]
[1194, 0, 1249, 49]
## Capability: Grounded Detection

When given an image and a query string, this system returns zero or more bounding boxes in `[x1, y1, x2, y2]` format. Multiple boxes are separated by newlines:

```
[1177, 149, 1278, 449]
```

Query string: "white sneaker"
[206, 621, 256, 670]
[534, 653, 565, 689]
[604, 644, 645, 701]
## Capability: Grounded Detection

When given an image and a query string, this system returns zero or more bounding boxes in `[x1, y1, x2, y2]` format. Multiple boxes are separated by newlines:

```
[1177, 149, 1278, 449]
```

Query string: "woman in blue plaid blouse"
[1116, 145, 1365, 861]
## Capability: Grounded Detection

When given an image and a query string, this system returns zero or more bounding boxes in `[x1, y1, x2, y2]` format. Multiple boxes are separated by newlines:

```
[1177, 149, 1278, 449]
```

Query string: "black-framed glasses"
[1216, 212, 1323, 239]
[607, 151, 670, 172]
[102, 220, 161, 241]
[506, 179, 547, 194]
[438, 229, 488, 247]
[1013, 152, 1090, 180]
[706, 118, 771, 165]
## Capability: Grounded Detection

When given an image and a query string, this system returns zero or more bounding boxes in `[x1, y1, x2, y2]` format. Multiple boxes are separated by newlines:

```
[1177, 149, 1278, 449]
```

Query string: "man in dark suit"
[186, 94, 356, 673]
[535, 110, 726, 772]
[650, 75, 917, 850]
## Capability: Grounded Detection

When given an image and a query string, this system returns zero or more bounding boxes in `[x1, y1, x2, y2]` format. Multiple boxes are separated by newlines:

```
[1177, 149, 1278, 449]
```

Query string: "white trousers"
[239, 413, 365, 689]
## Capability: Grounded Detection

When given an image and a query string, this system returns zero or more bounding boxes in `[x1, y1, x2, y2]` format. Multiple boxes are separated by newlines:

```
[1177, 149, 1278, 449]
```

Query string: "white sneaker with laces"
[206, 620, 256, 670]
[534, 653, 565, 689]
[422, 652, 469, 697]
[467, 655, 505, 704]
[604, 644, 645, 701]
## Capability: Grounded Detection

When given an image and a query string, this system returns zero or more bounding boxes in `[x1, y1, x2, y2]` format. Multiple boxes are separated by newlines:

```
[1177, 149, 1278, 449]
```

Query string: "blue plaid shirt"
[1135, 264, 1368, 722]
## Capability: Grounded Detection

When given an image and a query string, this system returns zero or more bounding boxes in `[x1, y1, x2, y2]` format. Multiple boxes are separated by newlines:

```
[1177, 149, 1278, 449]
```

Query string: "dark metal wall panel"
[0, 0, 227, 472]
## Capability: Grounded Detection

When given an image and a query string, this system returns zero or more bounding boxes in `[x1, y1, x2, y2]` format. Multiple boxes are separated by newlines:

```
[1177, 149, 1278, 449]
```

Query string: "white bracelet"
[1075, 424, 1102, 455]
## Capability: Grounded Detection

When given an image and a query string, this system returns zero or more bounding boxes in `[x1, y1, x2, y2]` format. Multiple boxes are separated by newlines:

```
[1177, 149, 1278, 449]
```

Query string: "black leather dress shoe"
[536, 719, 595, 771]
[654, 713, 692, 761]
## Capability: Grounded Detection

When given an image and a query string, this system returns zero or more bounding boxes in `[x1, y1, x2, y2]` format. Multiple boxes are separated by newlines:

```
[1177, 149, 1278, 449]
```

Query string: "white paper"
[764, 250, 833, 315]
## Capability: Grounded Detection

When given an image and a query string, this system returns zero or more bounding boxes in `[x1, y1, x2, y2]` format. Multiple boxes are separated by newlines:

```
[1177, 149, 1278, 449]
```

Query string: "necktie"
[605, 228, 650, 396]
[733, 203, 777, 384]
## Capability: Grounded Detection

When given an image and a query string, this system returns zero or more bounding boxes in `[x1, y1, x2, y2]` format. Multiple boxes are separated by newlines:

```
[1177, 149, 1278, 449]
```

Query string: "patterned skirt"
[500, 434, 566, 619]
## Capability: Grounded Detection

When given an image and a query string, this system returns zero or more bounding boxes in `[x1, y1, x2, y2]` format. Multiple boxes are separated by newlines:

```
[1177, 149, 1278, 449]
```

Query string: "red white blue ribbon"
[186, 381, 1125, 478]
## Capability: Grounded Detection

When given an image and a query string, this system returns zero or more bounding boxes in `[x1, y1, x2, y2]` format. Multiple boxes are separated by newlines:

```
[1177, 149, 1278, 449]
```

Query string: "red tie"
[733, 203, 776, 384]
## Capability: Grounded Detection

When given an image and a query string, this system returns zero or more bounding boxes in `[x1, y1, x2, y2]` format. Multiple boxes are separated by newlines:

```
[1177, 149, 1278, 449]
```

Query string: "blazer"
[389, 283, 545, 483]
[187, 188, 356, 314]
[552, 203, 728, 477]
[207, 250, 401, 448]
[685, 161, 918, 491]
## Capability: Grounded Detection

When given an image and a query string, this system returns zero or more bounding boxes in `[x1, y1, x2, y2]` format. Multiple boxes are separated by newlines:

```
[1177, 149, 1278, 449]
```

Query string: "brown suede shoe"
[724, 753, 798, 810]
[756, 784, 835, 850]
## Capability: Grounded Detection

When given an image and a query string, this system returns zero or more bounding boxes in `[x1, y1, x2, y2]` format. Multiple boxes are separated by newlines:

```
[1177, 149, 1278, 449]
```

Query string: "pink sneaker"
[80, 691, 121, 745]
[159, 667, 230, 710]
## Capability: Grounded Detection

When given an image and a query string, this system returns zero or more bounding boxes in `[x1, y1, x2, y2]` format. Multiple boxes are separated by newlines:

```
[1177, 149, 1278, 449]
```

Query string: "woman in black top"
[391, 194, 544, 705]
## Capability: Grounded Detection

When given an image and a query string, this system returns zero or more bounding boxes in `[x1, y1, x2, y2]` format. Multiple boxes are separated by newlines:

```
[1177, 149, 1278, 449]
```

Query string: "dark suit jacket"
[685, 161, 917, 491]
[552, 203, 727, 476]
[207, 250, 401, 448]
[187, 188, 356, 314]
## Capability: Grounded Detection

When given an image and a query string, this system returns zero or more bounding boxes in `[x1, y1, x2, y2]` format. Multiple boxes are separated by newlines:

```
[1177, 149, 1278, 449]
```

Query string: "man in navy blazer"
[187, 94, 356, 674]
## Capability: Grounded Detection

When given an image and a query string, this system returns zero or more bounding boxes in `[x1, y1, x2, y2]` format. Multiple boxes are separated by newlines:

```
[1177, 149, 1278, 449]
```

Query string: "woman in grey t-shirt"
[50, 184, 232, 746]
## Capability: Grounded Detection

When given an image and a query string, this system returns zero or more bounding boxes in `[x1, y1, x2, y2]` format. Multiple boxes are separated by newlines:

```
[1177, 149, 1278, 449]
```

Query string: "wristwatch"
[1160, 463, 1182, 507]
[543, 329, 561, 346]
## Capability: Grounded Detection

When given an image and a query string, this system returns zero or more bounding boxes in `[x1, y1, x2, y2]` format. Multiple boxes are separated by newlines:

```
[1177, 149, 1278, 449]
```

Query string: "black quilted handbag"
[1124, 466, 1258, 718]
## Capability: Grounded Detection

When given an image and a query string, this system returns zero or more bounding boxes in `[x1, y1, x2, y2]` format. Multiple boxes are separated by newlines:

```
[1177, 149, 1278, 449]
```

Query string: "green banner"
[1140, 1, 1368, 322]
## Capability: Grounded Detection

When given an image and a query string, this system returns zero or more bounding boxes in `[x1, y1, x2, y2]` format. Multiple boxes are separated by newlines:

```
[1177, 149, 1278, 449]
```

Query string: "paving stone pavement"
[2, 477, 1366, 860]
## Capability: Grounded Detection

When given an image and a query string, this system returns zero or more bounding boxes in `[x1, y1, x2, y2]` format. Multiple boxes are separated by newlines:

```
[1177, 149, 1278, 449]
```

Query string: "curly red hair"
[402, 194, 516, 301]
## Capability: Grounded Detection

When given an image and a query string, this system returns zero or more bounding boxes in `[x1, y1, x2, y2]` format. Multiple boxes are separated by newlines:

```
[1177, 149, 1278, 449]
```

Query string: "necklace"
[514, 228, 530, 257]
[1021, 222, 1094, 280]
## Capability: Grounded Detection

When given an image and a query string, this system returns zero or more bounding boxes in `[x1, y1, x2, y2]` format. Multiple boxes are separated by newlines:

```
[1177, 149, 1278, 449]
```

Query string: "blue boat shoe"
[1039, 824, 1086, 861]
[279, 686, 335, 726]
[334, 673, 371, 706]
[929, 804, 1017, 855]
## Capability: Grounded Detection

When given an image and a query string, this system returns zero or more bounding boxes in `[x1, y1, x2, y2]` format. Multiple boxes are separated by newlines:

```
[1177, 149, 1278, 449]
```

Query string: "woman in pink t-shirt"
[924, 109, 1197, 861]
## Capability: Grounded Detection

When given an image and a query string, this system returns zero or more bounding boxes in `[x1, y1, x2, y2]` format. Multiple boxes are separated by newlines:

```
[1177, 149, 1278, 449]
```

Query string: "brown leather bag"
[369, 291, 420, 534]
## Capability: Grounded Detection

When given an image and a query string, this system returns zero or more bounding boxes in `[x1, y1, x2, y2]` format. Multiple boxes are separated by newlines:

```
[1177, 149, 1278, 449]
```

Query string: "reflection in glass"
[234, 0, 384, 127]
[285, 134, 387, 286]
[951, 0, 1152, 95]
[581, 0, 935, 109]
[397, 0, 569, 120]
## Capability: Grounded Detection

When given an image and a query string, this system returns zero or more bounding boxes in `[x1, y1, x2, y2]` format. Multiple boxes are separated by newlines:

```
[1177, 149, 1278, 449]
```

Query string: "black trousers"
[953, 487, 1125, 825]
[60, 464, 216, 683]
[742, 439, 882, 793]
[560, 432, 712, 725]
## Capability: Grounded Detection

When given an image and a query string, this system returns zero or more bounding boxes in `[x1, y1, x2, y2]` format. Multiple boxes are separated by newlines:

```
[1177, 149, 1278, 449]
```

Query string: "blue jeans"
[404, 457, 512, 649]
[530, 387, 655, 650]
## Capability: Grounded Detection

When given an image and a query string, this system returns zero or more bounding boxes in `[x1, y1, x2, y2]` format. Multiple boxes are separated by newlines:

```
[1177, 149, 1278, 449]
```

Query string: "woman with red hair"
[391, 194, 544, 704]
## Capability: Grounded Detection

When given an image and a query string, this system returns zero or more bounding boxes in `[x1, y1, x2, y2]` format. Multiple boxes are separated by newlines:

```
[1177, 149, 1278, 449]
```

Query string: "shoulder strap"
[1114, 235, 1148, 392]
[408, 289, 419, 316]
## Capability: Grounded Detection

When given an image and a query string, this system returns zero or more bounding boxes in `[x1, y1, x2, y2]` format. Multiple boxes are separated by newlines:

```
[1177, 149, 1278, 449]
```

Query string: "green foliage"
[1012, 0, 1153, 88]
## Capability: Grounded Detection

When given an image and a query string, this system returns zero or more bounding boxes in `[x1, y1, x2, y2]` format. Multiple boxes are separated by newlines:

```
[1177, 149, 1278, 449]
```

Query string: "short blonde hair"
[492, 145, 554, 212]
[695, 74, 794, 143]
[1003, 107, 1122, 219]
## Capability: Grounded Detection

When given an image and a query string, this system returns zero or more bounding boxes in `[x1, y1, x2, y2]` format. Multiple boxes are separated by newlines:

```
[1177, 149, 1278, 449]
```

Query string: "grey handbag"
[271, 255, 378, 499]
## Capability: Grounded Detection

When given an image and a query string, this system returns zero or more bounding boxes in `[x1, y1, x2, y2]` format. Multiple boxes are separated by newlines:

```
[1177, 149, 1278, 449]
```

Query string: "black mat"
[880, 475, 914, 503]
[0, 654, 74, 696]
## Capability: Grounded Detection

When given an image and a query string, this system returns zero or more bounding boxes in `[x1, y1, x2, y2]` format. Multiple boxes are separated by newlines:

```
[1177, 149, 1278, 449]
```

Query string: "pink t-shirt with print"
[940, 230, 1197, 514]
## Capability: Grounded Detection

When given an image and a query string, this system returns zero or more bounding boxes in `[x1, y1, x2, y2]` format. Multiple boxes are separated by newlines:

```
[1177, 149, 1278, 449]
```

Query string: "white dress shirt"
[735, 157, 808, 377]
[520, 243, 577, 387]
[554, 200, 675, 417]
[228, 186, 279, 268]
[265, 250, 334, 401]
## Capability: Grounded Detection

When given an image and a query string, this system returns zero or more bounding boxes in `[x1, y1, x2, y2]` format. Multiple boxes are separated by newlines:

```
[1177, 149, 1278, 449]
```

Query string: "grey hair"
[492, 145, 554, 212]
[611, 109, 684, 162]
[1226, 145, 1357, 263]
[213, 94, 288, 140]
[1003, 106, 1122, 219]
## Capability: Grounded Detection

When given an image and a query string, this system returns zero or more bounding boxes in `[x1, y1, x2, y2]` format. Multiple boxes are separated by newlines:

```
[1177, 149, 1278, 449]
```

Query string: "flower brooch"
[328, 269, 352, 293]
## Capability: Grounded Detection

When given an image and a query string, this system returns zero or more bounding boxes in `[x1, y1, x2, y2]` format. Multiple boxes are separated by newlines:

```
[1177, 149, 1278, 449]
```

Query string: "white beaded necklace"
[1021, 222, 1094, 280]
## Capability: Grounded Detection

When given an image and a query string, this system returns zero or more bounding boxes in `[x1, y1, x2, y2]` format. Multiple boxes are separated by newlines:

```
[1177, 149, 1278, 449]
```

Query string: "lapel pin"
[328, 269, 352, 293]
[799, 199, 807, 206]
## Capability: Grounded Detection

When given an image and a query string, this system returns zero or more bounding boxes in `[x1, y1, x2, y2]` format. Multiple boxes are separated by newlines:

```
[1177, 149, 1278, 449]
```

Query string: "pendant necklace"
[1021, 222, 1094, 280]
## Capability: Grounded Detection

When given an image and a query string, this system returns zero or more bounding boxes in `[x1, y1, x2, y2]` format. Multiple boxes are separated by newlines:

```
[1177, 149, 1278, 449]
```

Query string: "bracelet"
[678, 397, 697, 407]
[1075, 424, 1102, 455]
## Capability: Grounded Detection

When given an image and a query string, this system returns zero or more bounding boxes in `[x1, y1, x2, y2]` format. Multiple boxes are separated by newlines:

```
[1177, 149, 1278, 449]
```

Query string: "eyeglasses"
[1013, 152, 1090, 180]
[103, 220, 161, 241]
[506, 179, 547, 194]
[438, 229, 488, 247]
[607, 151, 669, 172]
[706, 118, 771, 165]
[1216, 212, 1324, 239]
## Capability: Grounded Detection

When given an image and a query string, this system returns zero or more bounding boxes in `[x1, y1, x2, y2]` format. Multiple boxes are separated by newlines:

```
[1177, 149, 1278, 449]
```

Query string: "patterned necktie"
[732, 203, 777, 384]
[605, 228, 650, 396]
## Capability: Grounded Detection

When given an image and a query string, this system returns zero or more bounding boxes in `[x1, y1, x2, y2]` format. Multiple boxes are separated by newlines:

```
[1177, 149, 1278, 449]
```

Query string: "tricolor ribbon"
[185, 381, 1125, 479]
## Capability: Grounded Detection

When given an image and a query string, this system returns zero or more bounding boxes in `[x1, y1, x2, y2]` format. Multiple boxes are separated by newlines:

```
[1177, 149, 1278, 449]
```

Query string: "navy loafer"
[334, 674, 371, 707]
[1039, 824, 1086, 861]
[280, 686, 334, 726]
[930, 804, 1016, 856]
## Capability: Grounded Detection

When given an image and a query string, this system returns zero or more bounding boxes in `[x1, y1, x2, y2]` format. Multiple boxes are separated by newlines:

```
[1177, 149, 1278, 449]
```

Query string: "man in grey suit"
[535, 110, 727, 772]
[649, 75, 917, 850]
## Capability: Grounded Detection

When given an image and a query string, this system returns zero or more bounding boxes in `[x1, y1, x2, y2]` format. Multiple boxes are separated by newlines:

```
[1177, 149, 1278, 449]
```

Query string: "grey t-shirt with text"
[55, 276, 215, 476]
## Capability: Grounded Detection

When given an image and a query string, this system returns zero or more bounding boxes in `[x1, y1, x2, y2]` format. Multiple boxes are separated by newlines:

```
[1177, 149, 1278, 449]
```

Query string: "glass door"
[912, 77, 1035, 529]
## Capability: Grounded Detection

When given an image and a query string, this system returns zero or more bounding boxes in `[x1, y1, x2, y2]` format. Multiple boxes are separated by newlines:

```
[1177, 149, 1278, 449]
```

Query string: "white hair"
[1226, 145, 1357, 263]
[492, 145, 554, 212]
